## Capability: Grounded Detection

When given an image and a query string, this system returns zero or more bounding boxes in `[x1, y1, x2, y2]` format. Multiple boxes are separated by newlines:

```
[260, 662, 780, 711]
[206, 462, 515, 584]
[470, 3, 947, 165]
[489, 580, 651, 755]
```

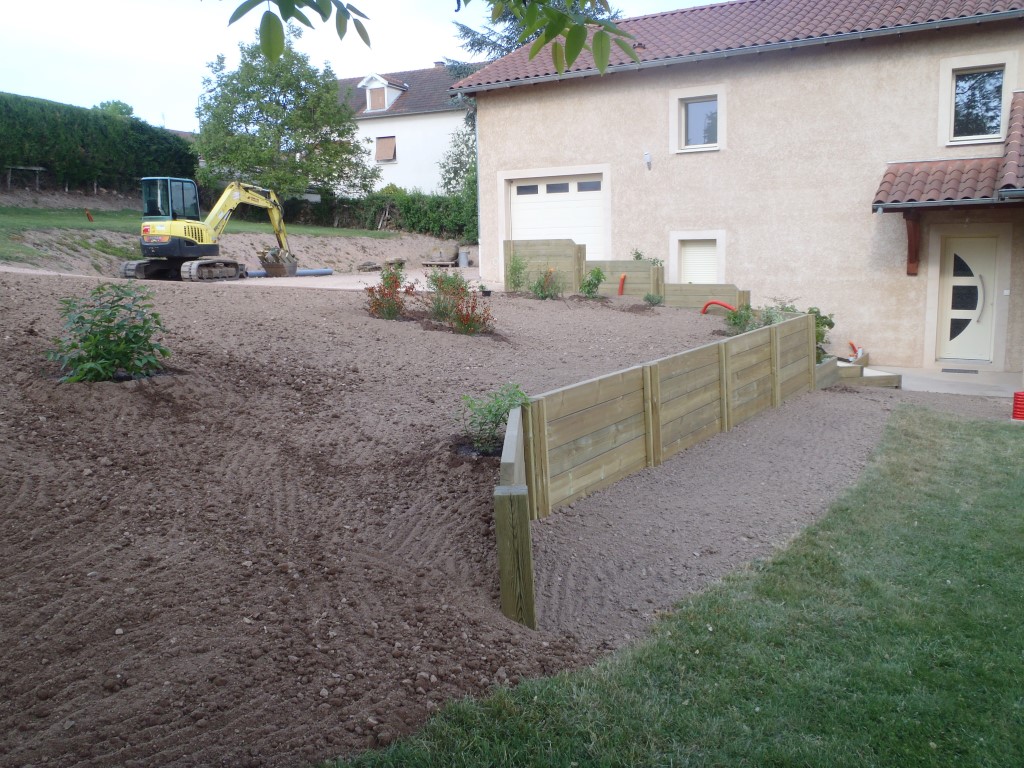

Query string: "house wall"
[475, 25, 1024, 369]
[357, 110, 466, 193]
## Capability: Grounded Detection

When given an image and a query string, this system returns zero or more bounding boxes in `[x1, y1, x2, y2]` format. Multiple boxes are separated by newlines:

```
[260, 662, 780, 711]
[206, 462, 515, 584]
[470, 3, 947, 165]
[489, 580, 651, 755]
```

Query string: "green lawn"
[332, 406, 1024, 767]
[0, 205, 392, 263]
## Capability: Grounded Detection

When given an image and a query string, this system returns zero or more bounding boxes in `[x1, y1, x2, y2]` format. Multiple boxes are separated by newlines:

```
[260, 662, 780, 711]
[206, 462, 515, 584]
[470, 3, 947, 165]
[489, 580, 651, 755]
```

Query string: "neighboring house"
[453, 0, 1024, 374]
[338, 62, 473, 193]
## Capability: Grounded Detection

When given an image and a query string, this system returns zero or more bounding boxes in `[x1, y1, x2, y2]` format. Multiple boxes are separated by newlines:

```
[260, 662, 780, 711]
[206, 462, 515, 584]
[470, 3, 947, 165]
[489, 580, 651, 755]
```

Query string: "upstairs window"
[368, 87, 385, 111]
[375, 136, 396, 163]
[683, 97, 718, 148]
[953, 67, 1004, 140]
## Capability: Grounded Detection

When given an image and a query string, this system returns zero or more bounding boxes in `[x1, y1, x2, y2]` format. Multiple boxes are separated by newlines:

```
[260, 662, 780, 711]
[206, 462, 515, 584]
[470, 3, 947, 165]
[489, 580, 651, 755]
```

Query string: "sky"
[0, 0, 717, 133]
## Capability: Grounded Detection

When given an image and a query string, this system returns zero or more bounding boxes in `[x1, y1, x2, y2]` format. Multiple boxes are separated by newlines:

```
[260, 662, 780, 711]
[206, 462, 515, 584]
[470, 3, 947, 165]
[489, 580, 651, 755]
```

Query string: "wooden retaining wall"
[503, 241, 749, 309]
[492, 314, 817, 625]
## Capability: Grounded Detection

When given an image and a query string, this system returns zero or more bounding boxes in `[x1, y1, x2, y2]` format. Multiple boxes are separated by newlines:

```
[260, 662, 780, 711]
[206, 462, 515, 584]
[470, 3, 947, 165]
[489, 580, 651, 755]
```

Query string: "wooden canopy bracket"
[903, 211, 921, 276]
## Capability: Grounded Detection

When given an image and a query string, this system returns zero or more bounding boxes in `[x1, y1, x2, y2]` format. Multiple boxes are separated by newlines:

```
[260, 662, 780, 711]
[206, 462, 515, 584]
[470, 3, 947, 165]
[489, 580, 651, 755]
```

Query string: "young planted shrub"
[49, 282, 170, 382]
[505, 252, 528, 292]
[643, 292, 664, 306]
[451, 292, 494, 335]
[365, 262, 410, 319]
[460, 383, 530, 454]
[425, 268, 470, 322]
[530, 268, 563, 300]
[579, 267, 605, 299]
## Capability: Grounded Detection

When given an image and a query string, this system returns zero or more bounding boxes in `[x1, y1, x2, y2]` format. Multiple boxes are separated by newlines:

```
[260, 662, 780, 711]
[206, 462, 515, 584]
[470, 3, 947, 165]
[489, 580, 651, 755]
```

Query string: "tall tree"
[93, 100, 135, 118]
[231, 0, 636, 73]
[453, 0, 621, 62]
[194, 29, 379, 199]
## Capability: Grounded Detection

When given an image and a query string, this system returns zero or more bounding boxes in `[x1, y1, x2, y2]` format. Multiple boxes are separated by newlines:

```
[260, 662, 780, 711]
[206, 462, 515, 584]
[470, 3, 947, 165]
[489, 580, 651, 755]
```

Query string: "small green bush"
[425, 269, 470, 322]
[579, 267, 605, 299]
[643, 293, 664, 306]
[506, 252, 528, 292]
[460, 383, 530, 454]
[529, 268, 563, 300]
[725, 298, 835, 361]
[49, 282, 170, 383]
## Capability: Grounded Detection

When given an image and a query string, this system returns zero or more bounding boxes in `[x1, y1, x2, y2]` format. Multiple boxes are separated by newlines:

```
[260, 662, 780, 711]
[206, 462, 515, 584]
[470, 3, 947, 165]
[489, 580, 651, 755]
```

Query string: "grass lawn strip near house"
[336, 406, 1024, 768]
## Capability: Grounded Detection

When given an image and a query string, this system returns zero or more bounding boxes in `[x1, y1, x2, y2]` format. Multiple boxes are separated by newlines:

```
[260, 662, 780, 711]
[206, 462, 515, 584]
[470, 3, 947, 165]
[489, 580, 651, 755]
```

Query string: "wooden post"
[719, 340, 732, 432]
[643, 364, 663, 467]
[493, 486, 537, 629]
[737, 289, 751, 308]
[529, 397, 551, 518]
[770, 325, 782, 408]
[807, 313, 818, 389]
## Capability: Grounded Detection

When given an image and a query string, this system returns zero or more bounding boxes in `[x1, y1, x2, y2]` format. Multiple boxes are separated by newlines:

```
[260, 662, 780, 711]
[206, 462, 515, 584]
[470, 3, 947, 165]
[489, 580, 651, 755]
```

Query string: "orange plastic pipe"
[701, 300, 736, 314]
[618, 273, 627, 295]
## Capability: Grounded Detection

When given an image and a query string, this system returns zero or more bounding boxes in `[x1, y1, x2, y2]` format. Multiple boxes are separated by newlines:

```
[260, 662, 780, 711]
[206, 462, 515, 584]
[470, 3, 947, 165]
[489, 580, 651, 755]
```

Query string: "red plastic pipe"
[701, 300, 736, 314]
[618, 273, 627, 296]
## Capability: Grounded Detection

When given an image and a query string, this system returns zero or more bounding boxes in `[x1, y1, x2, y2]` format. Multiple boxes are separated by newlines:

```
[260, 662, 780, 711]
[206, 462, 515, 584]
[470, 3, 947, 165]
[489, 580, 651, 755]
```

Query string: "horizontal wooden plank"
[663, 418, 721, 461]
[730, 390, 773, 426]
[550, 454, 649, 511]
[781, 370, 811, 400]
[725, 326, 772, 355]
[779, 329, 808, 355]
[777, 315, 809, 337]
[547, 389, 645, 449]
[547, 412, 646, 477]
[660, 379, 720, 426]
[780, 341, 810, 368]
[732, 357, 773, 391]
[661, 398, 720, 447]
[549, 437, 648, 506]
[541, 366, 644, 421]
[733, 373, 774, 407]
[659, 360, 720, 403]
[656, 344, 720, 380]
[779, 357, 811, 385]
[663, 283, 741, 296]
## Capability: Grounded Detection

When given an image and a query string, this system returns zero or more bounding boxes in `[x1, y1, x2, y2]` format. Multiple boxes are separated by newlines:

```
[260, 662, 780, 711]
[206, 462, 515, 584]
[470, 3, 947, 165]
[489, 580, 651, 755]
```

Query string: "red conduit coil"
[701, 300, 736, 314]
[618, 273, 627, 296]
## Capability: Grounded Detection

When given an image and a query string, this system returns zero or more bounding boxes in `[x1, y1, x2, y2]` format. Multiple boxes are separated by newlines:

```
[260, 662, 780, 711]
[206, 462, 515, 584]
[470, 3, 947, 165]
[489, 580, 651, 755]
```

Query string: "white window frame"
[667, 230, 726, 284]
[938, 52, 1017, 147]
[668, 85, 726, 154]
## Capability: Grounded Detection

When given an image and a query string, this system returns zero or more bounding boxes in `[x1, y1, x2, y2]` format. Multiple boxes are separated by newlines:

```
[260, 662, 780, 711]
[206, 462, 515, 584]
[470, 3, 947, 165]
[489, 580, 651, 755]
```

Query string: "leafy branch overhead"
[231, 0, 637, 72]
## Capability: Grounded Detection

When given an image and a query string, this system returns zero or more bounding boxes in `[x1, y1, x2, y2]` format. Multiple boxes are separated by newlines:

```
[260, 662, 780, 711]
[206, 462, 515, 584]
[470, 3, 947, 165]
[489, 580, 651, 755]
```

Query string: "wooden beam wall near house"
[493, 486, 537, 629]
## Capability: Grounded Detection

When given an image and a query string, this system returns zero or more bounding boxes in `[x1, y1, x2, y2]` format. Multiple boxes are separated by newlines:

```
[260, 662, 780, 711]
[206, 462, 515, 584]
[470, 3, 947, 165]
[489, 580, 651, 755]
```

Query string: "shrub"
[643, 293, 664, 306]
[365, 262, 410, 319]
[808, 306, 836, 363]
[579, 267, 605, 299]
[529, 268, 563, 300]
[461, 383, 530, 454]
[725, 298, 835, 361]
[451, 292, 494, 335]
[425, 269, 470, 323]
[505, 252, 528, 292]
[48, 282, 170, 383]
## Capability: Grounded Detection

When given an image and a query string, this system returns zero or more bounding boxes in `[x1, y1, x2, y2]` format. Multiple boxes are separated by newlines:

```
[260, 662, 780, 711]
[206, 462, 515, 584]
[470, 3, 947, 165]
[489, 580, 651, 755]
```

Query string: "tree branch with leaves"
[230, 0, 636, 72]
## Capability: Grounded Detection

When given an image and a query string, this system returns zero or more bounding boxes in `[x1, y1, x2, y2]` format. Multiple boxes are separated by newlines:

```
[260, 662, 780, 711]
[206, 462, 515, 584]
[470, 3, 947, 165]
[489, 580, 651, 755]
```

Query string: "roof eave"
[453, 10, 1024, 95]
[872, 197, 1019, 212]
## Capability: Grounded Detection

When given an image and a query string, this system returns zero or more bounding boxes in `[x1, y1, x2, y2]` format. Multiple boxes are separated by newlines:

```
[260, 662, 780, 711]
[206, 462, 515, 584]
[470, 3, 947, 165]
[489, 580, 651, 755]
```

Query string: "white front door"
[937, 236, 997, 362]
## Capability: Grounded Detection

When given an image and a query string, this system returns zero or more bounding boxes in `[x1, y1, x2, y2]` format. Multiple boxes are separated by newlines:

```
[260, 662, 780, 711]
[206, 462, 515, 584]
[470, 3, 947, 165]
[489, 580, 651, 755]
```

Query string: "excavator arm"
[204, 181, 293, 261]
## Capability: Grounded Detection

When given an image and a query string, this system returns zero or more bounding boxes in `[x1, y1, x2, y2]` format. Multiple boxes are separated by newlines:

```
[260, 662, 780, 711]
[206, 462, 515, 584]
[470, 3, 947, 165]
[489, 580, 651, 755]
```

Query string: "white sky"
[0, 0, 715, 132]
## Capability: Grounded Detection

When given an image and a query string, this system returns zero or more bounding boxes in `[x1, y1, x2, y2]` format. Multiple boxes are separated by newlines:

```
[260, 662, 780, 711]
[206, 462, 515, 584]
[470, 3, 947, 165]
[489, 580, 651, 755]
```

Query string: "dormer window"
[358, 74, 407, 112]
[368, 87, 385, 111]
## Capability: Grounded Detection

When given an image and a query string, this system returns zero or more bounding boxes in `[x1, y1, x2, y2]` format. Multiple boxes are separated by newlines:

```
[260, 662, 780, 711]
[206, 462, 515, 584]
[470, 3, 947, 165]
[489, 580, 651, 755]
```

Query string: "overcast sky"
[0, 0, 716, 132]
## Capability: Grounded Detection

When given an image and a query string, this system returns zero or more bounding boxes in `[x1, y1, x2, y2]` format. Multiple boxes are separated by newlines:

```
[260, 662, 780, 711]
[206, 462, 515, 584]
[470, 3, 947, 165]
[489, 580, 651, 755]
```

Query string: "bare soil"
[0, 216, 1012, 766]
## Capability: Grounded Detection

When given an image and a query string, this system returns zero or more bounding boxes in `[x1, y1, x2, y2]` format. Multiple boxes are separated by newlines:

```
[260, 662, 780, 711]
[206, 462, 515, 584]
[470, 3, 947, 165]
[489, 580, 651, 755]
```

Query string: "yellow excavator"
[121, 177, 296, 281]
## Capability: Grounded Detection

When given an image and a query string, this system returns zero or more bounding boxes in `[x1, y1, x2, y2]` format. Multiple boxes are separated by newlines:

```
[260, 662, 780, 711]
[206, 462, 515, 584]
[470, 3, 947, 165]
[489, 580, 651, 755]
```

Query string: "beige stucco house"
[453, 0, 1024, 375]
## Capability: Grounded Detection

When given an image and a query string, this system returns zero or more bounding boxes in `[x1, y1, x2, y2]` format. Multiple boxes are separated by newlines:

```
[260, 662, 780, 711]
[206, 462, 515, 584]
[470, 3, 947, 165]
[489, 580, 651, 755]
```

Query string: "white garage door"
[509, 174, 606, 260]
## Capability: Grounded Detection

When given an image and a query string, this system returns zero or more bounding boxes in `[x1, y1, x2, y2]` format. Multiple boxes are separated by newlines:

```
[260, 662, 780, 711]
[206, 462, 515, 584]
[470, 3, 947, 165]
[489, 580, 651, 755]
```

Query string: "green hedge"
[0, 92, 196, 192]
[282, 184, 479, 243]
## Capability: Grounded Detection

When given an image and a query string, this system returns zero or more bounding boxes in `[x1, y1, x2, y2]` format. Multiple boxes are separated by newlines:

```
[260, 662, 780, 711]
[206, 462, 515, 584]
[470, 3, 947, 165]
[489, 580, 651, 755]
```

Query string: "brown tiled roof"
[453, 0, 1024, 92]
[873, 92, 1024, 208]
[338, 64, 479, 118]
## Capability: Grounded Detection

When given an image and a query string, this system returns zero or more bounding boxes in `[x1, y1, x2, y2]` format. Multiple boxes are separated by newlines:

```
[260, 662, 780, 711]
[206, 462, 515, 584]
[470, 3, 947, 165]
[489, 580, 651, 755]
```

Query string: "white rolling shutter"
[677, 239, 718, 283]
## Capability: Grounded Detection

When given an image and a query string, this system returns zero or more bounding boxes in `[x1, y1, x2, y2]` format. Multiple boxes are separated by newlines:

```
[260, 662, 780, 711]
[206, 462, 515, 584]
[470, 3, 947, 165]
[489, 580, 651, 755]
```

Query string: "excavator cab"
[141, 177, 201, 221]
